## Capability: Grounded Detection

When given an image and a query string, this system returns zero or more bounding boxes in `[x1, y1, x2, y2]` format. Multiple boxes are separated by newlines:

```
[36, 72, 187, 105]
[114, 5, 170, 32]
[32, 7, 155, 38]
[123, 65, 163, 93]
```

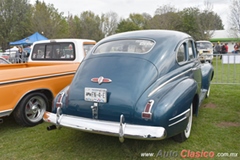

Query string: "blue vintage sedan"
[44, 30, 214, 142]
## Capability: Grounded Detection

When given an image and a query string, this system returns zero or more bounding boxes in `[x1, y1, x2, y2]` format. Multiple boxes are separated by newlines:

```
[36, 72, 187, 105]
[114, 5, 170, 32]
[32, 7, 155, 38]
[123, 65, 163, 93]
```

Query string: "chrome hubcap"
[31, 105, 38, 114]
[25, 96, 46, 123]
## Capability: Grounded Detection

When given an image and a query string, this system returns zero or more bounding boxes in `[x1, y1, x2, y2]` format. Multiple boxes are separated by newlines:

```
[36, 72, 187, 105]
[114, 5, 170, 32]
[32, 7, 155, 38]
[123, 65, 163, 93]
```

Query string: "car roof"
[100, 30, 191, 43]
[32, 39, 96, 45]
[87, 30, 194, 74]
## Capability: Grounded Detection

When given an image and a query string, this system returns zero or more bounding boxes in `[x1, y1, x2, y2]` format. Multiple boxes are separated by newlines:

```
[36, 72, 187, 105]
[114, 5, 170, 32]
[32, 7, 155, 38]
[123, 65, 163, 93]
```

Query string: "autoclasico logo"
[154, 150, 214, 158]
[141, 150, 238, 158]
[180, 150, 215, 158]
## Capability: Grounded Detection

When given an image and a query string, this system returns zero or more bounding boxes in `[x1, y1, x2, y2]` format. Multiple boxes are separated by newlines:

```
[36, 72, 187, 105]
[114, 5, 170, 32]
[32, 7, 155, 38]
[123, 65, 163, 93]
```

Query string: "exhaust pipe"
[0, 119, 3, 124]
[47, 125, 57, 131]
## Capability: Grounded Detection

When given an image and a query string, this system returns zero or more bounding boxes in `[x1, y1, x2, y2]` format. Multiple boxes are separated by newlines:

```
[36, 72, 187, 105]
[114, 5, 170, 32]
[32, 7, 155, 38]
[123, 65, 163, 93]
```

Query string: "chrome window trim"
[93, 39, 156, 55]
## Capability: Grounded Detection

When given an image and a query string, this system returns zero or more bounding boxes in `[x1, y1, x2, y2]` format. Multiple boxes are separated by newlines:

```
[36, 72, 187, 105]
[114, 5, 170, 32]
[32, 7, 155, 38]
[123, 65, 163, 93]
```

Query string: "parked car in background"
[1, 53, 10, 61]
[0, 57, 11, 64]
[44, 30, 214, 142]
[196, 40, 214, 63]
[3, 46, 18, 62]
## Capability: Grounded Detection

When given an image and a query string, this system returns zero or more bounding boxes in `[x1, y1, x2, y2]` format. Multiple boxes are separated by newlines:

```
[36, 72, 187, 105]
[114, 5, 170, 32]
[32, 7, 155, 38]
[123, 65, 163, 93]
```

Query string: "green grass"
[0, 84, 239, 160]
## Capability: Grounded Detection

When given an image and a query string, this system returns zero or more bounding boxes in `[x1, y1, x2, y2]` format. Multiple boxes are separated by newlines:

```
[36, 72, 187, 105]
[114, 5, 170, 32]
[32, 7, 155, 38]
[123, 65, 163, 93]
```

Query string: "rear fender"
[52, 85, 70, 112]
[149, 78, 197, 138]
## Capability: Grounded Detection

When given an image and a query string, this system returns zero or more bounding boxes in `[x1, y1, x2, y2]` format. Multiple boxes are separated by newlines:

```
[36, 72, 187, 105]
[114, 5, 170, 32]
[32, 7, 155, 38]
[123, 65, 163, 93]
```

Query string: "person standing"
[15, 46, 23, 63]
[224, 43, 228, 53]
[220, 43, 228, 59]
[214, 42, 221, 55]
[232, 43, 239, 54]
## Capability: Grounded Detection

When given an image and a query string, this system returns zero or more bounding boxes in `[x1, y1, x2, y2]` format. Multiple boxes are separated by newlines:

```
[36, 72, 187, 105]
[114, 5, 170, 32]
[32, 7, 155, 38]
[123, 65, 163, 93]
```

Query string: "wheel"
[173, 103, 193, 142]
[13, 92, 49, 127]
[206, 86, 211, 98]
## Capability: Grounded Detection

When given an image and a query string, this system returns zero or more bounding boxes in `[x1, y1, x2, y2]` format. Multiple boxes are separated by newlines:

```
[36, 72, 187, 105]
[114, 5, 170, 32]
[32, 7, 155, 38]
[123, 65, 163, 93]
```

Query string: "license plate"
[84, 88, 107, 103]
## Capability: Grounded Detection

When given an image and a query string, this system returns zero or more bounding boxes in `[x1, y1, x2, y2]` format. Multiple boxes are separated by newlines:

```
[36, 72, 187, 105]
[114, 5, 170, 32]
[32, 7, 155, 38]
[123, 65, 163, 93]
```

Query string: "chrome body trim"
[169, 109, 190, 121]
[44, 111, 166, 140]
[0, 109, 13, 117]
[148, 69, 191, 97]
[119, 114, 125, 142]
[168, 109, 190, 127]
[91, 76, 112, 85]
[56, 107, 62, 126]
[0, 72, 75, 85]
[168, 117, 188, 127]
[91, 103, 98, 119]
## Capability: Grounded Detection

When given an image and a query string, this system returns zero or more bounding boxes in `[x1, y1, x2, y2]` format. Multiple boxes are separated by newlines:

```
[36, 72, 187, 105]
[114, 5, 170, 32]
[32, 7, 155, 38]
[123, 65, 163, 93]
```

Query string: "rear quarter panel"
[134, 76, 197, 138]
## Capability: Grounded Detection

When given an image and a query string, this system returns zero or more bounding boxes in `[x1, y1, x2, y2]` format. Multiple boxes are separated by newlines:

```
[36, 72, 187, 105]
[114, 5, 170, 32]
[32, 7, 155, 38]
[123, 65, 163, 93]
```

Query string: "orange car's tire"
[13, 92, 49, 127]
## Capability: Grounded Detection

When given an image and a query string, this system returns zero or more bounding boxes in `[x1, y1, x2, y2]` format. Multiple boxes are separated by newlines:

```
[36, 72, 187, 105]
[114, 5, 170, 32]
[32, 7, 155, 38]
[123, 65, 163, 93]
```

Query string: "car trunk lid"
[65, 56, 158, 122]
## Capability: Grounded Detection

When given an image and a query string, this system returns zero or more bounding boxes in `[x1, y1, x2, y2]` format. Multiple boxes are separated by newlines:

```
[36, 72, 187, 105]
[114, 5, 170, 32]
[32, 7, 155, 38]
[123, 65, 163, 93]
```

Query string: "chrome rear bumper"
[43, 111, 166, 142]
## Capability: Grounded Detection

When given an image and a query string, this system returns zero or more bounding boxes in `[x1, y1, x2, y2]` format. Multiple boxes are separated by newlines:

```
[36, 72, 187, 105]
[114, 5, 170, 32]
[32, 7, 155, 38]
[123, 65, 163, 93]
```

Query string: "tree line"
[0, 0, 225, 51]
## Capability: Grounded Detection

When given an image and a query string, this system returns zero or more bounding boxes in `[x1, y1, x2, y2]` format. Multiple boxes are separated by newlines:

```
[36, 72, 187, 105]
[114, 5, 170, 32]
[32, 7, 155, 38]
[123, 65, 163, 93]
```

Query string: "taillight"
[142, 100, 154, 120]
[56, 92, 64, 108]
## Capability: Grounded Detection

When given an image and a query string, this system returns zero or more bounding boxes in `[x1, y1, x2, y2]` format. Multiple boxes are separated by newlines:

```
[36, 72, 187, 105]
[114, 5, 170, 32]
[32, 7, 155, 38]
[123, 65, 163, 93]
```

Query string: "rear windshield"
[93, 39, 155, 54]
[32, 42, 76, 60]
[196, 42, 213, 50]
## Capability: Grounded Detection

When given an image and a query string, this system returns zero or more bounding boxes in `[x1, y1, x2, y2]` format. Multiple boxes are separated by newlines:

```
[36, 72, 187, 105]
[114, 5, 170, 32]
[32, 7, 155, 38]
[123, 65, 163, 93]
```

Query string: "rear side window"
[188, 40, 195, 60]
[32, 43, 75, 60]
[177, 43, 186, 63]
[177, 40, 197, 63]
[93, 39, 155, 54]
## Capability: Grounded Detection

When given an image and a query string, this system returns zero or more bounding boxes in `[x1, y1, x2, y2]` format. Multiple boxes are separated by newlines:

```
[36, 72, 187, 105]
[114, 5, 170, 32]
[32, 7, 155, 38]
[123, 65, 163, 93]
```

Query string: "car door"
[176, 39, 202, 95]
[187, 39, 202, 95]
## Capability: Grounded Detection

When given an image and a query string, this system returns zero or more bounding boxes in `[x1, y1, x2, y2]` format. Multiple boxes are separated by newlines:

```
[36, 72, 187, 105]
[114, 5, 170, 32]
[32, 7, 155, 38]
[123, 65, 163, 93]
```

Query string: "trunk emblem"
[91, 76, 112, 85]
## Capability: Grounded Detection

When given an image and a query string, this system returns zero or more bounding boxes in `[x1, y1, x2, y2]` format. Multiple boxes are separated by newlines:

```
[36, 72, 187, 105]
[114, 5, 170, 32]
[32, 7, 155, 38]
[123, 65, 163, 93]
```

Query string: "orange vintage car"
[0, 39, 96, 126]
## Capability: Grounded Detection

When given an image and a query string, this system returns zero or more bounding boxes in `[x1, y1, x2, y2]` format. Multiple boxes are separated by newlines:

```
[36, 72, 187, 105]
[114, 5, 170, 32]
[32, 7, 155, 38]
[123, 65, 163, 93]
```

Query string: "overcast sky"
[30, 0, 229, 29]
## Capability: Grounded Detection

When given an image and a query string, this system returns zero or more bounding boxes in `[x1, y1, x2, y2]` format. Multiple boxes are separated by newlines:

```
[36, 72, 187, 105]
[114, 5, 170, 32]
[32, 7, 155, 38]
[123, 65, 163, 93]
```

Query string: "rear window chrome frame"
[93, 39, 156, 55]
